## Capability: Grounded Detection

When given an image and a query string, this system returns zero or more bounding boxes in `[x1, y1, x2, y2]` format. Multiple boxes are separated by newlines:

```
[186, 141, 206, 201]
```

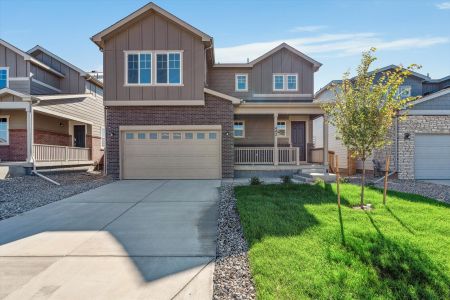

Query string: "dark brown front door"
[291, 121, 306, 161]
[74, 125, 86, 148]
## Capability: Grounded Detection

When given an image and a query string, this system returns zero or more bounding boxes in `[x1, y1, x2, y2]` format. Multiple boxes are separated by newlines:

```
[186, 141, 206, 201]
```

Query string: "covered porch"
[233, 102, 332, 172]
[0, 91, 93, 167]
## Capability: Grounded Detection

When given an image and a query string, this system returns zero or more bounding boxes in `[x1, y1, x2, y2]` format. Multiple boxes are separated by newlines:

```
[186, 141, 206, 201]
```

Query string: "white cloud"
[289, 25, 327, 32]
[436, 2, 450, 9]
[215, 33, 449, 63]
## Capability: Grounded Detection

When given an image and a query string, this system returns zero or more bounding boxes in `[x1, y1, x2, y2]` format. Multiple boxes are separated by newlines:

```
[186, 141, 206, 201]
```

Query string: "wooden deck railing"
[234, 147, 300, 165]
[33, 144, 91, 162]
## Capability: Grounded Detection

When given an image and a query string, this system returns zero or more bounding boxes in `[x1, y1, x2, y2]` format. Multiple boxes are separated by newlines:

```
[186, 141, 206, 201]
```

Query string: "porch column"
[274, 113, 279, 166]
[26, 102, 34, 163]
[323, 114, 329, 173]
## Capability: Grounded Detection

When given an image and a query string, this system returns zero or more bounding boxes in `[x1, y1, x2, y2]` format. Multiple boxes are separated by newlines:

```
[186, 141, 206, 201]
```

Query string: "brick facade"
[34, 130, 71, 146]
[397, 115, 450, 179]
[0, 129, 27, 161]
[105, 95, 234, 179]
[87, 134, 104, 166]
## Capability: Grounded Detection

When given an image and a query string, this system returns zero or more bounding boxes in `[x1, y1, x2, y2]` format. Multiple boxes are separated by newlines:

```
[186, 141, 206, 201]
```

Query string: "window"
[0, 68, 8, 89]
[209, 132, 217, 140]
[397, 85, 412, 98]
[235, 74, 248, 91]
[197, 132, 205, 139]
[100, 127, 105, 150]
[138, 133, 146, 139]
[149, 132, 158, 139]
[173, 132, 182, 140]
[157, 52, 182, 84]
[233, 121, 245, 138]
[0, 116, 9, 145]
[126, 52, 152, 85]
[185, 132, 193, 139]
[277, 121, 286, 136]
[273, 74, 298, 91]
[125, 132, 134, 139]
[161, 132, 170, 140]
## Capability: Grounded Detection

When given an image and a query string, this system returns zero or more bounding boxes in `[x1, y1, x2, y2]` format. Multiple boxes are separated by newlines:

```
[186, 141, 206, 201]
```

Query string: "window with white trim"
[0, 116, 9, 145]
[126, 52, 152, 85]
[273, 73, 298, 91]
[157, 52, 182, 84]
[276, 121, 286, 136]
[397, 85, 411, 98]
[100, 127, 105, 150]
[233, 121, 245, 138]
[235, 74, 248, 91]
[0, 68, 8, 89]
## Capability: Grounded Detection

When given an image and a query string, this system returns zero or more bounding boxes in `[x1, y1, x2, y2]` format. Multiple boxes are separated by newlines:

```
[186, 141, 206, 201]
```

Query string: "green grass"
[235, 182, 450, 300]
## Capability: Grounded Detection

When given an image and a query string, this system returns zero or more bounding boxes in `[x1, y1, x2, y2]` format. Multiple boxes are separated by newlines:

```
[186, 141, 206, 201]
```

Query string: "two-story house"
[0, 39, 105, 173]
[315, 65, 450, 180]
[91, 2, 330, 180]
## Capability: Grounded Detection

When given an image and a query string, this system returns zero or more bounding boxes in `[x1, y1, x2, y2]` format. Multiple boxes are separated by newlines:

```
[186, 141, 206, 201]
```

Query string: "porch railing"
[33, 144, 91, 162]
[234, 147, 300, 165]
[310, 148, 335, 170]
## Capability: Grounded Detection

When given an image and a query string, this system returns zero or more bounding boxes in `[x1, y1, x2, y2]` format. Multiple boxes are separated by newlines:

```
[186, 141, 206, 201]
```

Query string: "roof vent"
[246, 57, 250, 63]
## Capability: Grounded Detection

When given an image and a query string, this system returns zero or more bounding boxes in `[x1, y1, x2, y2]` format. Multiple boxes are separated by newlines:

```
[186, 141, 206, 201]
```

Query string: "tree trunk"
[361, 159, 366, 207]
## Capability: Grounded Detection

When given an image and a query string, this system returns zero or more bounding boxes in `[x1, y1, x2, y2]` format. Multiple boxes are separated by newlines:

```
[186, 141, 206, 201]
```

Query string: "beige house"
[0, 40, 105, 173]
[91, 2, 331, 180]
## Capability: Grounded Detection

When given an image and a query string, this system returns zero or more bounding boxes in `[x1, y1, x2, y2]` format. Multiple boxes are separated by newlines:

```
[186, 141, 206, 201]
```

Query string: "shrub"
[250, 177, 262, 185]
[281, 175, 292, 184]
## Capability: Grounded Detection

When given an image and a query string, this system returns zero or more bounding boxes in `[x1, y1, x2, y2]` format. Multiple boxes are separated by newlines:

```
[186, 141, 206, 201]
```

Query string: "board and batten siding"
[0, 44, 30, 78]
[36, 96, 104, 137]
[412, 92, 450, 110]
[209, 48, 315, 99]
[103, 11, 205, 102]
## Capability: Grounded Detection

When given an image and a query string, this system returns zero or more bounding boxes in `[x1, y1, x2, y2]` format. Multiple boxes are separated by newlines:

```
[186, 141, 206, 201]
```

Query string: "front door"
[291, 121, 306, 161]
[74, 125, 86, 148]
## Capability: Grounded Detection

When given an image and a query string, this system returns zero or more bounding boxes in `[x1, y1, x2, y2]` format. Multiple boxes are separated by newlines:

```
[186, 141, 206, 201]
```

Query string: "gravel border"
[213, 183, 256, 300]
[0, 171, 114, 220]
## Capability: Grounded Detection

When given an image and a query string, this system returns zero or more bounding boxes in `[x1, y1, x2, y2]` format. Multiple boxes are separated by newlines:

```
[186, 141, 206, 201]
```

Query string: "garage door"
[121, 128, 221, 179]
[415, 135, 450, 179]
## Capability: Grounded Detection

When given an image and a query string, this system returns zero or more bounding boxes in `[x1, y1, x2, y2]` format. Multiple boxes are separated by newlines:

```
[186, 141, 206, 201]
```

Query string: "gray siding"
[0, 44, 30, 77]
[30, 63, 60, 90]
[209, 48, 315, 101]
[31, 80, 59, 95]
[413, 93, 450, 110]
[9, 79, 30, 94]
[36, 96, 104, 136]
[103, 11, 205, 102]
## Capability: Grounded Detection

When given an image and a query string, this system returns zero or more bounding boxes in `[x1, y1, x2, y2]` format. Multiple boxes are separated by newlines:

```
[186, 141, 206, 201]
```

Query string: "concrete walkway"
[0, 180, 219, 300]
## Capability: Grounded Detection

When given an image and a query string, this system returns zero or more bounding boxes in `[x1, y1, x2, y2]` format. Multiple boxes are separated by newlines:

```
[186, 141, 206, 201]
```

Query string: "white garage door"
[122, 128, 221, 179]
[415, 135, 450, 179]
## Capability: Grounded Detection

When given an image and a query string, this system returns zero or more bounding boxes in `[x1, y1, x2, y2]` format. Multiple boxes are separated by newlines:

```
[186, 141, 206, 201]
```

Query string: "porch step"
[293, 172, 336, 183]
[292, 174, 314, 183]
[301, 168, 327, 174]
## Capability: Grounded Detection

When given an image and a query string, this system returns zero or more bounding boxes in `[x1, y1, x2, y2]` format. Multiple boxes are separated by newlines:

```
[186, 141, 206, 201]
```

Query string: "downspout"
[104, 106, 108, 175]
[204, 43, 213, 87]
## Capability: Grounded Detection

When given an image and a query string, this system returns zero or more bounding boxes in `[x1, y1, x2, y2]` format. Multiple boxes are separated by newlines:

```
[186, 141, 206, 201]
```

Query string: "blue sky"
[1, 0, 449, 90]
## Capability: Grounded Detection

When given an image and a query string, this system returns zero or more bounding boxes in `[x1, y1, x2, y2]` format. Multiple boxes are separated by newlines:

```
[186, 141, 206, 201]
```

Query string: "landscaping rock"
[0, 171, 113, 220]
[213, 184, 256, 300]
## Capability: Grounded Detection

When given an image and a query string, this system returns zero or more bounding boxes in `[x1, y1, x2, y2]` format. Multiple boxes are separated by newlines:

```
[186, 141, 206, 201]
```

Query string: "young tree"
[322, 48, 419, 207]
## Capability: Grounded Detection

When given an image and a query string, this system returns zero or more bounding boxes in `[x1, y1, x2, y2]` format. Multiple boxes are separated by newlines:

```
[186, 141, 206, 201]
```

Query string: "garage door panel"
[415, 135, 450, 180]
[122, 129, 221, 179]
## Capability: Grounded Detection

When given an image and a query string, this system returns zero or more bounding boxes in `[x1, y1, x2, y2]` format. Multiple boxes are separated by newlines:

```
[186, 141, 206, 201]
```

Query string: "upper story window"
[273, 73, 298, 91]
[126, 52, 152, 85]
[124, 51, 183, 86]
[397, 85, 411, 98]
[0, 116, 9, 145]
[0, 68, 9, 89]
[157, 52, 182, 85]
[235, 74, 248, 92]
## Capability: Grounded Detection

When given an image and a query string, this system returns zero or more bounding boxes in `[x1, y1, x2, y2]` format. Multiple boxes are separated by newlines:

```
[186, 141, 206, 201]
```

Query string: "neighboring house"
[0, 39, 105, 170]
[91, 2, 330, 179]
[315, 65, 450, 180]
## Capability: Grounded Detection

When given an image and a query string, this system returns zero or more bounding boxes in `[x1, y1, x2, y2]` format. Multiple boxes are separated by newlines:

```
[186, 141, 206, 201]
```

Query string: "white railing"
[235, 147, 300, 165]
[33, 144, 91, 162]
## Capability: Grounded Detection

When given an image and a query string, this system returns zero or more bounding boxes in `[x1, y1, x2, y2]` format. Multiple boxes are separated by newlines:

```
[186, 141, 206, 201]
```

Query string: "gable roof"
[405, 87, 450, 109]
[213, 43, 322, 71]
[27, 45, 103, 88]
[0, 88, 31, 99]
[91, 2, 212, 49]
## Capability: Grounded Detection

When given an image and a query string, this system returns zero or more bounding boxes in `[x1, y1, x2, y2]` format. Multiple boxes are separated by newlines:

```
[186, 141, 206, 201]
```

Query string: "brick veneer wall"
[105, 95, 234, 179]
[398, 115, 450, 179]
[34, 130, 71, 146]
[87, 134, 104, 166]
[0, 129, 27, 161]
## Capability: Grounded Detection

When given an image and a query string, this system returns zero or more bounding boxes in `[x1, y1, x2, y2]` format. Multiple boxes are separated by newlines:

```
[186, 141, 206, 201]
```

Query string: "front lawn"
[235, 183, 450, 299]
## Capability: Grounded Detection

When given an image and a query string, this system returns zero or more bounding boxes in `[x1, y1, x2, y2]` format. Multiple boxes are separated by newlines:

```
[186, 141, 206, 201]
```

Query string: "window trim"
[235, 73, 248, 92]
[0, 67, 9, 89]
[233, 120, 245, 138]
[100, 127, 105, 150]
[398, 85, 412, 98]
[0, 115, 10, 146]
[273, 73, 298, 92]
[124, 50, 183, 87]
[276, 121, 287, 137]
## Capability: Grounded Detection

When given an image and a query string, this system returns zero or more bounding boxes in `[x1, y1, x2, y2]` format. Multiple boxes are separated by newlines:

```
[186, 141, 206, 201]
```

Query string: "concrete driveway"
[0, 180, 219, 300]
